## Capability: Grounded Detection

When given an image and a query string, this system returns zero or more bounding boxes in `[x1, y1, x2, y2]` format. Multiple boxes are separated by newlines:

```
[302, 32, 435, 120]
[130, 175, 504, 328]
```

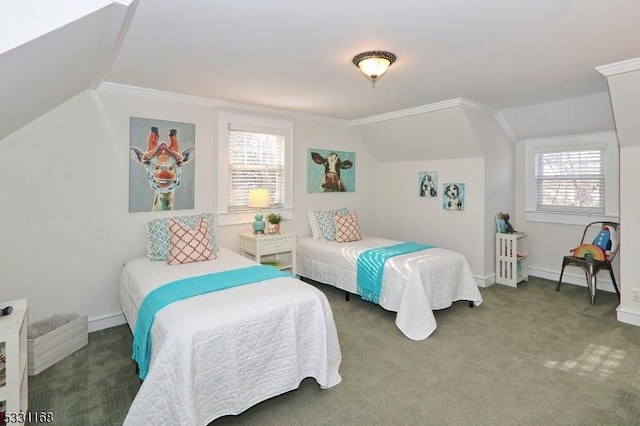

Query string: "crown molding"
[97, 82, 349, 125]
[346, 94, 519, 144]
[596, 57, 640, 77]
[350, 98, 472, 126]
[98, 82, 513, 135]
[494, 111, 519, 142]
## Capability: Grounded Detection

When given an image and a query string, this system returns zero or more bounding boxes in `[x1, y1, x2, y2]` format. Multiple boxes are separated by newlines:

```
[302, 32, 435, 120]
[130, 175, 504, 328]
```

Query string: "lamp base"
[252, 211, 266, 234]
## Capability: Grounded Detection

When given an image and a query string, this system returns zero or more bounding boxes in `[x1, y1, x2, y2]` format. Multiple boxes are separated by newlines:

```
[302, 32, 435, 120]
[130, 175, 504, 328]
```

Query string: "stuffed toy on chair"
[571, 244, 606, 261]
[592, 225, 616, 253]
[571, 225, 617, 261]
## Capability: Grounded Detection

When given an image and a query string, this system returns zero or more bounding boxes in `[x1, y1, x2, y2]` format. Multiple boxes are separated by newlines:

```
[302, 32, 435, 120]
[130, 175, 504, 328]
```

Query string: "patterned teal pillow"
[314, 208, 349, 241]
[147, 213, 219, 261]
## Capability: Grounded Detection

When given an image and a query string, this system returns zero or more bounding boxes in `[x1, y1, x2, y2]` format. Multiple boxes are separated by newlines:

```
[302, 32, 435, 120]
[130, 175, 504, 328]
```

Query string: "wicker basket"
[27, 314, 88, 375]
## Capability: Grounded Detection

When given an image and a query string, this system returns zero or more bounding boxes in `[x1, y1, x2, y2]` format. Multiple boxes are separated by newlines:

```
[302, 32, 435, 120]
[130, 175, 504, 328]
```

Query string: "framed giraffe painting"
[129, 117, 196, 212]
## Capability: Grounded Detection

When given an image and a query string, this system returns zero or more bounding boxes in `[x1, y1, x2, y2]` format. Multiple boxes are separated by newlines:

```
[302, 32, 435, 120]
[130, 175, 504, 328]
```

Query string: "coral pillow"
[167, 216, 216, 265]
[335, 211, 362, 243]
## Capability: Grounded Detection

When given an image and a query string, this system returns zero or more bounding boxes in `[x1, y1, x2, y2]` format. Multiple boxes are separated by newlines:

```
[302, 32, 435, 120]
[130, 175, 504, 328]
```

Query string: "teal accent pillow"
[147, 213, 219, 261]
[314, 208, 349, 241]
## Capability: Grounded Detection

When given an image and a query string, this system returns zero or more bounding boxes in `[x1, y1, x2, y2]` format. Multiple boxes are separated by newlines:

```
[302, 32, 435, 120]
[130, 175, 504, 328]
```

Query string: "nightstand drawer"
[260, 238, 294, 255]
[239, 232, 297, 274]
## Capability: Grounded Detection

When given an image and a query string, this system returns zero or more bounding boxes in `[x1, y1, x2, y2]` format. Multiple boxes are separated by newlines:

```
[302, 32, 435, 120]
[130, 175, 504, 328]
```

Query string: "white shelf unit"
[496, 232, 528, 287]
[0, 299, 28, 424]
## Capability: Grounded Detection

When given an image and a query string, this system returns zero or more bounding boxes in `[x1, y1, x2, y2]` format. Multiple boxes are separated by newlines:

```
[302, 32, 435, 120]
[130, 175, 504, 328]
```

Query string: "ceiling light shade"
[352, 51, 397, 85]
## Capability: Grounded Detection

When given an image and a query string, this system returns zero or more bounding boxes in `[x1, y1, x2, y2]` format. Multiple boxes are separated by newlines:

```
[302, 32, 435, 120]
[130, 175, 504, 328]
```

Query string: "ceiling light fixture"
[352, 50, 397, 87]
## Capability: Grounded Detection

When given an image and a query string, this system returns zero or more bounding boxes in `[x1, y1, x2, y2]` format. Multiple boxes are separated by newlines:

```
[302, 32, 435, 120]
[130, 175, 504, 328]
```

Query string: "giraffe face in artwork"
[131, 127, 195, 210]
[146, 146, 182, 193]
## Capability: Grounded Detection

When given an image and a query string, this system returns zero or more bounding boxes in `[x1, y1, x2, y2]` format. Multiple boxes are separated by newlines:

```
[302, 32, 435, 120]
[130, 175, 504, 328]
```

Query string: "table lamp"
[248, 188, 270, 234]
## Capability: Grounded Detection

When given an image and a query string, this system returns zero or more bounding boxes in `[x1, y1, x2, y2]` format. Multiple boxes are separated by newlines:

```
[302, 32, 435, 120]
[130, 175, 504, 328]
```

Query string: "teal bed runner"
[132, 264, 290, 380]
[357, 242, 435, 304]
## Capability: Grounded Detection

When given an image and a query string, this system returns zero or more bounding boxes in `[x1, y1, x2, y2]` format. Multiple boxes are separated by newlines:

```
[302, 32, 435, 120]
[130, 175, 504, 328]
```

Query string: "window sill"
[217, 208, 293, 226]
[525, 210, 619, 226]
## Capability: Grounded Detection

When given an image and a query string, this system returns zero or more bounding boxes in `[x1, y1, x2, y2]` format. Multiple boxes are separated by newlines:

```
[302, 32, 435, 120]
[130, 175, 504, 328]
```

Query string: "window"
[217, 112, 292, 225]
[227, 129, 285, 211]
[535, 149, 604, 214]
[525, 132, 619, 225]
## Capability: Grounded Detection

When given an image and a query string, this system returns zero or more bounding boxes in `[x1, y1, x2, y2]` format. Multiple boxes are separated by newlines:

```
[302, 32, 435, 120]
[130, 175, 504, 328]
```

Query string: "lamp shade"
[358, 57, 390, 79]
[248, 188, 270, 209]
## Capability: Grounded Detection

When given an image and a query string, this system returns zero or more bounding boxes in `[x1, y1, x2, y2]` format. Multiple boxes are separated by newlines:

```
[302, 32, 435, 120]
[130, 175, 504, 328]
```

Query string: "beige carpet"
[28, 277, 640, 425]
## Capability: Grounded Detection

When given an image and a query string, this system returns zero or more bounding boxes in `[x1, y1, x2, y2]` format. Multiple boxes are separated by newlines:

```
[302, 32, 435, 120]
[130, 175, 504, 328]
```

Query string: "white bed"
[120, 247, 342, 425]
[296, 236, 483, 341]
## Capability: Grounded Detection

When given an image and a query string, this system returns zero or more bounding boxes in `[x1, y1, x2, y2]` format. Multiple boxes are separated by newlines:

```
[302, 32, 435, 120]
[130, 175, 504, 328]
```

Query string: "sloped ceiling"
[2, 0, 639, 143]
[0, 1, 135, 141]
[353, 102, 481, 162]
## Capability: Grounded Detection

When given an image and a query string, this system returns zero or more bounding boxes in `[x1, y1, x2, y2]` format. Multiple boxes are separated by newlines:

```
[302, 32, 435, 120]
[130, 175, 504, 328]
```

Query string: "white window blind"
[534, 149, 604, 214]
[227, 125, 286, 211]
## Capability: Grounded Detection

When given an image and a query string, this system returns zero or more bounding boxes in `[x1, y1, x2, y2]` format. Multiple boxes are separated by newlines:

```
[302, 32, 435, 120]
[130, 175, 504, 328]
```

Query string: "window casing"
[217, 112, 293, 226]
[525, 132, 619, 225]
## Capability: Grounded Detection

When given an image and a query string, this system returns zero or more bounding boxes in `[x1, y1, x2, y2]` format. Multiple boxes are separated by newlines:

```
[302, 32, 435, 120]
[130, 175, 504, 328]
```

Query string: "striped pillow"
[167, 216, 217, 265]
[335, 211, 362, 243]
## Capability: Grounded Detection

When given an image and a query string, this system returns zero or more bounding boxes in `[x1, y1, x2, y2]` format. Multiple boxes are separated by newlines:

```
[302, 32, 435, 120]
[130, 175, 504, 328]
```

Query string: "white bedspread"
[296, 237, 483, 340]
[120, 248, 342, 425]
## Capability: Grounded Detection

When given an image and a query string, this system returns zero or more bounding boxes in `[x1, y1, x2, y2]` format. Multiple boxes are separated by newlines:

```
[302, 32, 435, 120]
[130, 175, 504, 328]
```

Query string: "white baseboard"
[88, 312, 127, 333]
[617, 306, 640, 326]
[528, 266, 616, 293]
[474, 274, 496, 288]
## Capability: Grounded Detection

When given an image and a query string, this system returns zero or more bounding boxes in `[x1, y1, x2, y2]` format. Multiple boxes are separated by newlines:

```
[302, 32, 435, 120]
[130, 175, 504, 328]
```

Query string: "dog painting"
[418, 171, 437, 197]
[442, 183, 465, 211]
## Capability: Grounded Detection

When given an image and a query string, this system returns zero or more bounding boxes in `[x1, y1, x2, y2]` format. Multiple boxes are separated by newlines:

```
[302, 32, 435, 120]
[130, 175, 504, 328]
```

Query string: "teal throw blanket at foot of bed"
[357, 242, 435, 304]
[132, 264, 291, 380]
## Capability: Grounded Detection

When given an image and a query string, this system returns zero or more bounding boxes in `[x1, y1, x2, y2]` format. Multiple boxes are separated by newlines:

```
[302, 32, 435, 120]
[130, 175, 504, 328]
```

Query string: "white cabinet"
[496, 232, 528, 287]
[239, 232, 297, 273]
[0, 299, 28, 424]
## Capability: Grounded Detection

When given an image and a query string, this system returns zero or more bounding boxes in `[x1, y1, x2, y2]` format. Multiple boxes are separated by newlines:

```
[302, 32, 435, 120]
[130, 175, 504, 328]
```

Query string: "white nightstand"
[239, 232, 297, 273]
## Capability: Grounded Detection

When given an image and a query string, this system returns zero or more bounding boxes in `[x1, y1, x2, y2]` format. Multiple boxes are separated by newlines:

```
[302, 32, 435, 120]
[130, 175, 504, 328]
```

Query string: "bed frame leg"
[345, 291, 350, 302]
[469, 301, 474, 308]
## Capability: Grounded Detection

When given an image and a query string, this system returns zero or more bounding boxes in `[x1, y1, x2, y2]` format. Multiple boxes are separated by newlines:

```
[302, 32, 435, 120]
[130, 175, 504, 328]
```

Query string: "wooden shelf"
[0, 298, 28, 425]
[496, 233, 528, 287]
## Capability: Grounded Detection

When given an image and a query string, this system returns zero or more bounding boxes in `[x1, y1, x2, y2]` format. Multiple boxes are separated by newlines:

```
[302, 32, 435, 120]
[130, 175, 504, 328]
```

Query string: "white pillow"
[307, 211, 321, 239]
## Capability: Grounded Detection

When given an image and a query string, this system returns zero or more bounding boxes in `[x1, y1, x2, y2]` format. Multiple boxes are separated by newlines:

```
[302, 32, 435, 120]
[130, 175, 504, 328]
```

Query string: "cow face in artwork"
[130, 127, 195, 211]
[311, 152, 353, 192]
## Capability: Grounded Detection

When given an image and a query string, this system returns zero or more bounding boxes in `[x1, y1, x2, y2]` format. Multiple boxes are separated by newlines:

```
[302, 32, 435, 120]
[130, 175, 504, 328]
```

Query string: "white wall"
[514, 138, 619, 294]
[463, 108, 515, 279]
[0, 88, 377, 326]
[375, 158, 486, 280]
[367, 105, 514, 284]
[604, 65, 640, 325]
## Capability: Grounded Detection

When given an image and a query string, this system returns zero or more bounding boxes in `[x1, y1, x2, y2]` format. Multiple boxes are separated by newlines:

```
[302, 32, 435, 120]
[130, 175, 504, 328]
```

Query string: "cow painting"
[308, 150, 355, 192]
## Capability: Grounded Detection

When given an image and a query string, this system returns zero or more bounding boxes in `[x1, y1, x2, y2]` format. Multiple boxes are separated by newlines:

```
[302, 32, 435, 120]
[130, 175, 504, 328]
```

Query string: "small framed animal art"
[442, 183, 465, 211]
[129, 117, 196, 212]
[418, 171, 437, 197]
[307, 148, 355, 193]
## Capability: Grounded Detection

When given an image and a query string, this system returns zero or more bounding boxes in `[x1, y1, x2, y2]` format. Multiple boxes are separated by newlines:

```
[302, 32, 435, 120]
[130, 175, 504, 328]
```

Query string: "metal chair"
[556, 221, 620, 304]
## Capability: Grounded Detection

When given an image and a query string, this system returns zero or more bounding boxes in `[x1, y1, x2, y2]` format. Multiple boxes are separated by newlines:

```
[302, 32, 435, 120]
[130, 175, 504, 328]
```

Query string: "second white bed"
[296, 237, 483, 341]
